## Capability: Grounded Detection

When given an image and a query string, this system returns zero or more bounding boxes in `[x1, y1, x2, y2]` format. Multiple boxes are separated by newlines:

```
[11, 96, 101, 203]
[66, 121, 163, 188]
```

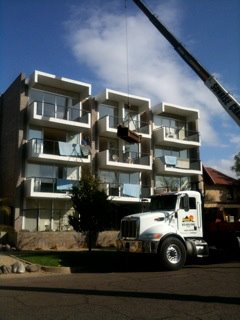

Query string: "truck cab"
[117, 191, 209, 270]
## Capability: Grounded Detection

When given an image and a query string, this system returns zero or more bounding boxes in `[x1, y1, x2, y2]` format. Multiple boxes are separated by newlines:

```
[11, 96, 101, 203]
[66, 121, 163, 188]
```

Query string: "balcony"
[25, 177, 78, 198]
[97, 115, 119, 138]
[27, 138, 91, 165]
[98, 115, 151, 139]
[154, 156, 202, 176]
[97, 149, 152, 171]
[153, 126, 200, 148]
[28, 101, 91, 131]
[101, 183, 151, 202]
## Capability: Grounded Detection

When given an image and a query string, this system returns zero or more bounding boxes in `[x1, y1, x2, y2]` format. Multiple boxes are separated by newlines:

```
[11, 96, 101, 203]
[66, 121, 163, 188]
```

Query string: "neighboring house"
[203, 166, 240, 248]
[0, 70, 202, 247]
[203, 166, 240, 220]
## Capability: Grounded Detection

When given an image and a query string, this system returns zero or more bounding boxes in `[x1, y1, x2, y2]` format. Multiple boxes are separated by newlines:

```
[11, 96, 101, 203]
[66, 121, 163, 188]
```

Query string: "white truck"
[116, 191, 209, 271]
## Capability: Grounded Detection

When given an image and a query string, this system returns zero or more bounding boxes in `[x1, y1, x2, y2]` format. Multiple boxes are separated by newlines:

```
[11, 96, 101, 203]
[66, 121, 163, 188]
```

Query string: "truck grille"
[121, 219, 139, 239]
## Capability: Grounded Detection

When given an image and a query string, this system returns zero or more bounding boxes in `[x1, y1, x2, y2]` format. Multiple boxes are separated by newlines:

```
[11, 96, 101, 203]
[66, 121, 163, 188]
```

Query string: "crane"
[132, 0, 240, 126]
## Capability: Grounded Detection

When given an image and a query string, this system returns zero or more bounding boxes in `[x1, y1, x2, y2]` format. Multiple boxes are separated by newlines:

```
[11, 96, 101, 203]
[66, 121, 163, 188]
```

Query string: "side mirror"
[183, 194, 189, 211]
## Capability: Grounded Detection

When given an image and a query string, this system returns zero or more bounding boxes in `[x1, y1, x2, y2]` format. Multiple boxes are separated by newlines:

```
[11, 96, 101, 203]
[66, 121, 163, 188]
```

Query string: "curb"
[41, 265, 72, 274]
[8, 254, 72, 274]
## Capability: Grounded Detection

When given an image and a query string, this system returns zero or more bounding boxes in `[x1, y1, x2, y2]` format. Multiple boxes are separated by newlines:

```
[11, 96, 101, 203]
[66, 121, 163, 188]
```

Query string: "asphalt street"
[0, 258, 239, 320]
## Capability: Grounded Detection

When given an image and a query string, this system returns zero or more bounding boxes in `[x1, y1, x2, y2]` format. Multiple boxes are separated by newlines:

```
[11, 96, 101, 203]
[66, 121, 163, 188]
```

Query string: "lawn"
[13, 250, 159, 272]
[14, 249, 122, 270]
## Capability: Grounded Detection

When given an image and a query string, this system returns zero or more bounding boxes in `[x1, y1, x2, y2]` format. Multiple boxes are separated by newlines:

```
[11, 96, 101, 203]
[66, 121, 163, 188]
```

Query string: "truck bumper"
[116, 239, 158, 254]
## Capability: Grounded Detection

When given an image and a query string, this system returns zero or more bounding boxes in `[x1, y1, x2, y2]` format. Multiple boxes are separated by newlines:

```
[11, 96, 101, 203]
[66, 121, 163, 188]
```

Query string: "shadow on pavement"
[0, 285, 239, 305]
[66, 248, 240, 273]
[13, 248, 240, 273]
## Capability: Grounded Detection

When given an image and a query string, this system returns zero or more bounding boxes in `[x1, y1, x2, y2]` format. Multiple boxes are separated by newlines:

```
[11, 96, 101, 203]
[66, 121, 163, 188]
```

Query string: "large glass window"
[155, 176, 190, 192]
[99, 103, 118, 128]
[154, 115, 185, 130]
[155, 147, 188, 159]
[125, 109, 139, 130]
[28, 127, 42, 140]
[26, 164, 56, 178]
[119, 172, 139, 184]
[98, 170, 139, 185]
[26, 164, 79, 179]
[29, 89, 70, 119]
[29, 89, 43, 103]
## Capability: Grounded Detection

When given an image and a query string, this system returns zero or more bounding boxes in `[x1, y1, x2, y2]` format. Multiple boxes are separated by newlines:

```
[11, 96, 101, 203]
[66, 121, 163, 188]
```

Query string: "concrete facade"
[0, 70, 203, 249]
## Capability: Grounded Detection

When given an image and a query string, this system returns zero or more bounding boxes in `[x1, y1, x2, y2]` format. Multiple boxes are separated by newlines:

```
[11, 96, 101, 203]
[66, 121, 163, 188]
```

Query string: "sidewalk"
[0, 252, 21, 266]
[0, 252, 72, 276]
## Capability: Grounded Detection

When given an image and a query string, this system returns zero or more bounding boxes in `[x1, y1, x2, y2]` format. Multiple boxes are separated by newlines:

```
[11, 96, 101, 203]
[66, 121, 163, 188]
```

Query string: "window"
[98, 170, 139, 185]
[28, 127, 42, 140]
[189, 197, 196, 209]
[26, 164, 56, 178]
[180, 196, 196, 209]
[154, 115, 185, 130]
[155, 147, 188, 159]
[99, 103, 118, 127]
[155, 176, 190, 192]
[29, 89, 70, 119]
[119, 172, 139, 184]
[125, 109, 139, 130]
[151, 195, 177, 211]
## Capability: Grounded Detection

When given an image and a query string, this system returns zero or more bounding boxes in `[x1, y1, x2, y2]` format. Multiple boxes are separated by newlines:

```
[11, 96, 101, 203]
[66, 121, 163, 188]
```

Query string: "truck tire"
[159, 237, 186, 271]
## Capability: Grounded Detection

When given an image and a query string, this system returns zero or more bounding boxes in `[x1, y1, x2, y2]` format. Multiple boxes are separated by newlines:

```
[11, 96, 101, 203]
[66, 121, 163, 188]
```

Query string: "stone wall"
[15, 231, 119, 250]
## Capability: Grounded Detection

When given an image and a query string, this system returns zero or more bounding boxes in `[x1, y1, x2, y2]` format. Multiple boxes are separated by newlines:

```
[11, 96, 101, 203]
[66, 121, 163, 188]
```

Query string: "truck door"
[177, 196, 202, 237]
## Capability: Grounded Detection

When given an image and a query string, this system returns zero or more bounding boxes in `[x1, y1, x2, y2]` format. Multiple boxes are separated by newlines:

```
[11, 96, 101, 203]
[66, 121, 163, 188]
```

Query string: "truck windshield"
[150, 195, 177, 211]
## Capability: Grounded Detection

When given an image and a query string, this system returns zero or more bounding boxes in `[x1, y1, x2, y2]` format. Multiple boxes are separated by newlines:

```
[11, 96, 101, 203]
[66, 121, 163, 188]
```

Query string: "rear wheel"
[159, 237, 186, 271]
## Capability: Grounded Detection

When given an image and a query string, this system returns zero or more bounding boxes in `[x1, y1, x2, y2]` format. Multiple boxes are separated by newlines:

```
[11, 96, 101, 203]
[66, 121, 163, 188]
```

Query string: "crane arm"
[132, 0, 240, 126]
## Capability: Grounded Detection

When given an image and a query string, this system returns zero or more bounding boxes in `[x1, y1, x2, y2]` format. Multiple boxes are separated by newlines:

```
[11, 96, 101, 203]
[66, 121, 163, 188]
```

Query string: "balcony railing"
[30, 177, 79, 193]
[29, 101, 90, 123]
[26, 178, 151, 199]
[165, 126, 200, 142]
[99, 115, 150, 134]
[100, 183, 151, 199]
[109, 149, 150, 165]
[28, 138, 90, 158]
[158, 156, 202, 171]
[153, 126, 200, 145]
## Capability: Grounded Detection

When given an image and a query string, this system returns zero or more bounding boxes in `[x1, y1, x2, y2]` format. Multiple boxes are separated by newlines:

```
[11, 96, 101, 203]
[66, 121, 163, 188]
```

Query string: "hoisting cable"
[124, 0, 130, 109]
[117, 0, 142, 143]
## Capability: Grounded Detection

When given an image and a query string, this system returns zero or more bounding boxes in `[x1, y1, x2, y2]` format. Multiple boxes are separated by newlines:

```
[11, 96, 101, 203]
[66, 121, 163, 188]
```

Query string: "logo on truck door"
[181, 214, 197, 231]
[182, 215, 194, 222]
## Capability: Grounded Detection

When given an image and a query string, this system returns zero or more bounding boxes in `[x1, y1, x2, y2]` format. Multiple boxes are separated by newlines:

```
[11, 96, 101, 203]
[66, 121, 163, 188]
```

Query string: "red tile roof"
[203, 167, 237, 185]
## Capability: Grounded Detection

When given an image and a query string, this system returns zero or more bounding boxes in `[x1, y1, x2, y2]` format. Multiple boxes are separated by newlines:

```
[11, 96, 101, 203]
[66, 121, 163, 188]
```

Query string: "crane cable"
[125, 0, 130, 106]
[124, 0, 135, 127]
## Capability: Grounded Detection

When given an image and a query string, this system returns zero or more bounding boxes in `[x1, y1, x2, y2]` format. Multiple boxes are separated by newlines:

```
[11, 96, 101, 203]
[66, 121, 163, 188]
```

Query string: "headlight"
[143, 233, 162, 240]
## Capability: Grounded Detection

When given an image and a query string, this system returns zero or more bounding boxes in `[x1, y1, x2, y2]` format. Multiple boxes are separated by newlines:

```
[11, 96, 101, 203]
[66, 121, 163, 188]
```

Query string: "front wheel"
[159, 237, 186, 271]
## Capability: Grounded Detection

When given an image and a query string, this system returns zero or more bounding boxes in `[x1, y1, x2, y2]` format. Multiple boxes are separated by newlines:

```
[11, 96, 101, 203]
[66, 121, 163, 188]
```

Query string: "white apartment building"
[0, 70, 202, 233]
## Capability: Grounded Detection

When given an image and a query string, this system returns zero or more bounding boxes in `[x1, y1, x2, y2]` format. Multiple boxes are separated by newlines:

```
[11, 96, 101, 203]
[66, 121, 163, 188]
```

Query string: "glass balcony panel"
[56, 105, 66, 119]
[43, 103, 55, 117]
[30, 101, 90, 124]
[69, 107, 80, 121]
[33, 177, 78, 193]
[109, 149, 150, 166]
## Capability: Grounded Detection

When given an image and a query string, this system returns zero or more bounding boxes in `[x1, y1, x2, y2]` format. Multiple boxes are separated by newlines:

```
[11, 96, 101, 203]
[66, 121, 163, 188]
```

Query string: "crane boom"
[132, 0, 240, 126]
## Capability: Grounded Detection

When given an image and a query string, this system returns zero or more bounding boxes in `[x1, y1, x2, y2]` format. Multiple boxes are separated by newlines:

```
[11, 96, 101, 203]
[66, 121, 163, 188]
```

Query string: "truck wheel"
[159, 237, 186, 271]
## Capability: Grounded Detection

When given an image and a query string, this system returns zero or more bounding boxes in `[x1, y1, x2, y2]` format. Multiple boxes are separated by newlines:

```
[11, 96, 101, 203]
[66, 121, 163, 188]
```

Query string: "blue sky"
[1, 0, 239, 178]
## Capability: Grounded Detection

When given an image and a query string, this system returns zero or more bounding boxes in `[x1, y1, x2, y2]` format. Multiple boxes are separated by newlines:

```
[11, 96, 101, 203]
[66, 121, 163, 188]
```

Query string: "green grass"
[13, 250, 160, 272]
[14, 250, 120, 269]
[15, 252, 64, 267]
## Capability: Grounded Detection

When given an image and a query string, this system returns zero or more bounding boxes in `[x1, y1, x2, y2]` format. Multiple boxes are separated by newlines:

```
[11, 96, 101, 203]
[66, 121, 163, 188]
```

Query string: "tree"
[231, 152, 240, 177]
[68, 174, 111, 251]
[0, 198, 12, 226]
